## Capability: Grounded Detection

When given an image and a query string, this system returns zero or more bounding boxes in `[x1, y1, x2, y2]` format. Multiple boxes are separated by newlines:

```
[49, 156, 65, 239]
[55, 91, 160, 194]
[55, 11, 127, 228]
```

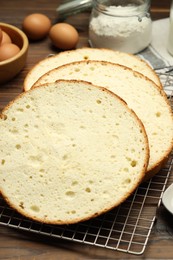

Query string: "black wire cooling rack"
[0, 68, 173, 255]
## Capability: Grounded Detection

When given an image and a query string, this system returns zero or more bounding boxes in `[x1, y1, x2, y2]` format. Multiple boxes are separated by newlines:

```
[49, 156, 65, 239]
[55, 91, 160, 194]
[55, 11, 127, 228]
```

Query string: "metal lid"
[56, 0, 93, 19]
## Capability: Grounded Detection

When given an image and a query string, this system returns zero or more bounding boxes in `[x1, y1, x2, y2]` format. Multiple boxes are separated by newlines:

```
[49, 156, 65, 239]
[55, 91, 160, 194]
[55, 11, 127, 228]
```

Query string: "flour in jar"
[89, 5, 152, 54]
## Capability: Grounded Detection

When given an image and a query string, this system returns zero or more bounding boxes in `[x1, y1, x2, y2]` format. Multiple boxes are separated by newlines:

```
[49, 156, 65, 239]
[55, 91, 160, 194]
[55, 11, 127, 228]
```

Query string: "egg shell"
[49, 23, 79, 50]
[1, 31, 12, 45]
[22, 13, 51, 40]
[0, 28, 2, 44]
[0, 43, 20, 62]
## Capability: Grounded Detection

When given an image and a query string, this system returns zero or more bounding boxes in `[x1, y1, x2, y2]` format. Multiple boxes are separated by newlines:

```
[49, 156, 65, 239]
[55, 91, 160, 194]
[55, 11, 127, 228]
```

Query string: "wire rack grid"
[0, 68, 173, 255]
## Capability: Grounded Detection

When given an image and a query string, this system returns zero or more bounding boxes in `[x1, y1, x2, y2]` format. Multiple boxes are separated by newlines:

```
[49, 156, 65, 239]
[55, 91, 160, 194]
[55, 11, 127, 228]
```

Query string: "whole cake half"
[0, 80, 149, 224]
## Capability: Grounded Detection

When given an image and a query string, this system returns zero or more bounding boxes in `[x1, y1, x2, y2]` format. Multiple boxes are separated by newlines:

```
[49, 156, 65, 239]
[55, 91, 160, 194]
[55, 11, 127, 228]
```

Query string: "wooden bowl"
[0, 22, 29, 84]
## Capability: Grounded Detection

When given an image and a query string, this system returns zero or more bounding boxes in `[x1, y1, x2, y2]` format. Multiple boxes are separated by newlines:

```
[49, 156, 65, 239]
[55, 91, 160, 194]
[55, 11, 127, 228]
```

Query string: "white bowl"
[162, 183, 173, 215]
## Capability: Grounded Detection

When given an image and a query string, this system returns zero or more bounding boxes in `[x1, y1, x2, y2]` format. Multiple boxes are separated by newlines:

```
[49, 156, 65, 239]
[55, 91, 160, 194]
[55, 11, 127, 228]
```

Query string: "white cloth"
[150, 18, 173, 66]
[138, 18, 173, 68]
[138, 18, 173, 96]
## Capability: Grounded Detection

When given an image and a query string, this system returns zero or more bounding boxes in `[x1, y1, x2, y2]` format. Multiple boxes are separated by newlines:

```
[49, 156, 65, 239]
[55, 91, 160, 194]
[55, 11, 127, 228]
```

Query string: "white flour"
[89, 5, 152, 54]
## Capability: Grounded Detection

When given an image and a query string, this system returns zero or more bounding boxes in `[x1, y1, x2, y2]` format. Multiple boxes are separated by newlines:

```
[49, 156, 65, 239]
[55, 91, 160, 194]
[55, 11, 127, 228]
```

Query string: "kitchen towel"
[139, 18, 173, 68]
[138, 18, 173, 96]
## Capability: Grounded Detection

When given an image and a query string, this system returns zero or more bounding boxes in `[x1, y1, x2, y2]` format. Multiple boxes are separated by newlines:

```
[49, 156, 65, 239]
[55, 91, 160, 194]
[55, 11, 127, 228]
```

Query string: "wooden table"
[0, 1, 173, 259]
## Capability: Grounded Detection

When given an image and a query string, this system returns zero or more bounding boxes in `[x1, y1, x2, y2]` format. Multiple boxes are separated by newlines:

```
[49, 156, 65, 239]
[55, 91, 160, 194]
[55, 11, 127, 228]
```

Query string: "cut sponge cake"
[0, 80, 149, 224]
[33, 61, 173, 180]
[23, 47, 162, 91]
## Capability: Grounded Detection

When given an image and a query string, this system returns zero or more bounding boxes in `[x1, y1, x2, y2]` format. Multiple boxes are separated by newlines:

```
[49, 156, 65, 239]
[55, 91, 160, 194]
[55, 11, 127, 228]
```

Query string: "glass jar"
[89, 0, 152, 54]
[167, 1, 173, 56]
[56, 0, 93, 20]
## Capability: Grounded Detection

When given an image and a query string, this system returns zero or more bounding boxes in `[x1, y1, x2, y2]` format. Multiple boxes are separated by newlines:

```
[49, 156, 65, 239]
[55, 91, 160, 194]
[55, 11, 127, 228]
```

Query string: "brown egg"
[1, 31, 12, 45]
[0, 28, 2, 44]
[0, 43, 20, 62]
[49, 23, 79, 50]
[22, 13, 51, 40]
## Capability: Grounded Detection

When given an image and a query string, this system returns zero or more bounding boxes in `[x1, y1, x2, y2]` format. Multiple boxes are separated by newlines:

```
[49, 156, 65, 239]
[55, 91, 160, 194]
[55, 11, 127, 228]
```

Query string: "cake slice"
[33, 61, 173, 180]
[24, 47, 162, 91]
[0, 80, 149, 224]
